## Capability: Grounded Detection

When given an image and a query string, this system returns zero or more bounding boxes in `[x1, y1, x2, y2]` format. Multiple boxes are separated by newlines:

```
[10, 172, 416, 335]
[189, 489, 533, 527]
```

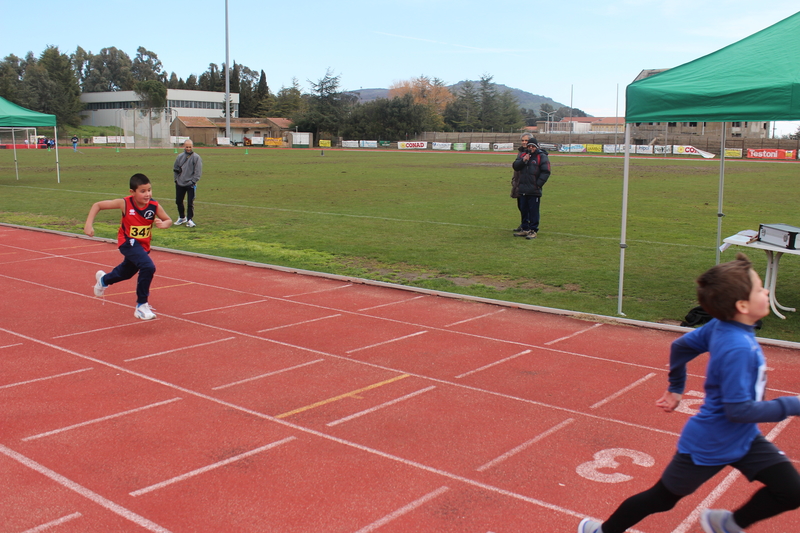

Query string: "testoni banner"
[674, 145, 715, 158]
[453, 143, 467, 151]
[432, 142, 452, 150]
[747, 148, 796, 160]
[493, 143, 514, 151]
[470, 142, 490, 151]
[539, 142, 559, 151]
[398, 141, 427, 150]
[359, 140, 378, 148]
[216, 137, 231, 145]
[342, 140, 359, 148]
[92, 136, 107, 144]
[636, 145, 654, 155]
[586, 144, 602, 153]
[107, 136, 123, 143]
[654, 145, 671, 154]
[724, 147, 743, 158]
[319, 140, 331, 147]
[251, 137, 264, 145]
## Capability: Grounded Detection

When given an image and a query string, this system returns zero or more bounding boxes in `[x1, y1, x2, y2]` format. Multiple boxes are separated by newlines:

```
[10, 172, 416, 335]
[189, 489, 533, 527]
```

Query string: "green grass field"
[3, 146, 800, 341]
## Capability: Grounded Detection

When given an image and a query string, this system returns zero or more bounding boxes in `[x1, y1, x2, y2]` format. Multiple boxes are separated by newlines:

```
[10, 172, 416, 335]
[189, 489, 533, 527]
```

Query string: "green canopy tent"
[617, 10, 800, 315]
[0, 96, 61, 182]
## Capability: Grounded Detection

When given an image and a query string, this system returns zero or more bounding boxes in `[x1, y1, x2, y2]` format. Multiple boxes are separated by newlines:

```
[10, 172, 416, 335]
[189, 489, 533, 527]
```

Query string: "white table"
[722, 232, 800, 319]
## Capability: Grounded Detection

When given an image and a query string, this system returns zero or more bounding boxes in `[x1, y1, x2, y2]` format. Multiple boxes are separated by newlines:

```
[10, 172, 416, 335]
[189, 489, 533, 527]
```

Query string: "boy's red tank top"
[117, 196, 159, 251]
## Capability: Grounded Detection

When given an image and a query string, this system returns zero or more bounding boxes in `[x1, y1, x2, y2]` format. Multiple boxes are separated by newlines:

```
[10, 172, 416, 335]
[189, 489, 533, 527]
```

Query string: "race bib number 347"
[129, 225, 152, 239]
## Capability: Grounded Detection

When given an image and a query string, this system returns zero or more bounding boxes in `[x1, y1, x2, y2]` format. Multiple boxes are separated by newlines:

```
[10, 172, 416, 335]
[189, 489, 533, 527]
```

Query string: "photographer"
[511, 136, 551, 239]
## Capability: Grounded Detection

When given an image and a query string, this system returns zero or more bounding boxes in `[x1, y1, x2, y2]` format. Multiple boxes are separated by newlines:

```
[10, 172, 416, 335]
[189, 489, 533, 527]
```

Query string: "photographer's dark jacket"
[173, 152, 203, 187]
[512, 147, 551, 197]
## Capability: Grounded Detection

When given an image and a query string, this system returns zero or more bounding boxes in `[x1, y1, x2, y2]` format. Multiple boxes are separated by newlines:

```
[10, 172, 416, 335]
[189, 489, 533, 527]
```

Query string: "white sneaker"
[94, 270, 107, 297]
[700, 509, 743, 532]
[578, 518, 603, 533]
[134, 303, 156, 320]
[185, 219, 196, 228]
[175, 217, 187, 226]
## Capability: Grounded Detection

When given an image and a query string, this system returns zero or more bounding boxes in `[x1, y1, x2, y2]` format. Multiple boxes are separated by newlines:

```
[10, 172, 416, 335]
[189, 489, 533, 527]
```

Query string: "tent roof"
[0, 96, 56, 127]
[626, 11, 800, 123]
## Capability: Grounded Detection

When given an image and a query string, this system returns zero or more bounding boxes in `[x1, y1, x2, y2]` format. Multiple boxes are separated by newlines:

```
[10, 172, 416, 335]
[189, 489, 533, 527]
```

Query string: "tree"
[443, 81, 480, 131]
[291, 69, 352, 140]
[388, 75, 451, 131]
[37, 46, 83, 126]
[131, 47, 165, 83]
[0, 54, 24, 102]
[134, 79, 167, 109]
[83, 47, 134, 92]
[185, 74, 198, 90]
[198, 63, 222, 92]
[167, 72, 180, 89]
[478, 74, 500, 130]
[342, 94, 436, 140]
[70, 46, 92, 88]
[272, 78, 303, 118]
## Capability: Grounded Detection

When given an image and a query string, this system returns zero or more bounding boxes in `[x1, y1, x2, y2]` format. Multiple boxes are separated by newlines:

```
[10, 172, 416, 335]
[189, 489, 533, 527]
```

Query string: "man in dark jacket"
[173, 140, 202, 228]
[511, 137, 551, 239]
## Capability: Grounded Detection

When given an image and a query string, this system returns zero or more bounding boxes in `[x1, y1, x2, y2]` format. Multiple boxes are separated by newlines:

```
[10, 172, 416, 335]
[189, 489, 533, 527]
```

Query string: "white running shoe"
[700, 509, 743, 532]
[134, 303, 156, 320]
[578, 518, 603, 533]
[175, 217, 187, 226]
[94, 270, 107, 297]
[185, 219, 196, 228]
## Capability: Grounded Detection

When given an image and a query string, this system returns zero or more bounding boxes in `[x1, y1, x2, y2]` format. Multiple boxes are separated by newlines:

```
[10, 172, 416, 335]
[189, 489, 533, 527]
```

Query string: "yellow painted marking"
[115, 282, 195, 295]
[42, 244, 104, 251]
[276, 374, 411, 419]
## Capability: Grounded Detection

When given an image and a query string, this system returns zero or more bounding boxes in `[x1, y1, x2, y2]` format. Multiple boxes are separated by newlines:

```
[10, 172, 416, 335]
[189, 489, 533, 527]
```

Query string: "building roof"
[179, 116, 216, 128]
[267, 117, 292, 129]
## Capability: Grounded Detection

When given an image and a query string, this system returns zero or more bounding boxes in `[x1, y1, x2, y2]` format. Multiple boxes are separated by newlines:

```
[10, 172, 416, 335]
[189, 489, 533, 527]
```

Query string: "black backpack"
[680, 305, 762, 329]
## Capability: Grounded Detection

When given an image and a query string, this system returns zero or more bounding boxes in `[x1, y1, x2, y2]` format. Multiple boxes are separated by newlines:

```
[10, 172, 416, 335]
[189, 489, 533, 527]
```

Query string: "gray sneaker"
[185, 219, 196, 228]
[526, 231, 538, 240]
[578, 518, 603, 533]
[174, 217, 187, 226]
[134, 303, 157, 320]
[700, 509, 743, 533]
[513, 229, 530, 237]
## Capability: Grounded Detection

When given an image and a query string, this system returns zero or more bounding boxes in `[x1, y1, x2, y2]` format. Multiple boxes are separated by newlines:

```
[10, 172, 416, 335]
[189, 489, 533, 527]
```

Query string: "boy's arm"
[154, 204, 172, 229]
[84, 199, 125, 237]
[725, 396, 800, 424]
[667, 326, 710, 394]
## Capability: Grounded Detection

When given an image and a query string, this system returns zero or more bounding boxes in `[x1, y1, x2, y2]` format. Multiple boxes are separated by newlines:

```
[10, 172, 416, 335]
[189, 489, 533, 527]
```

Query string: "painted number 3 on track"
[576, 449, 655, 483]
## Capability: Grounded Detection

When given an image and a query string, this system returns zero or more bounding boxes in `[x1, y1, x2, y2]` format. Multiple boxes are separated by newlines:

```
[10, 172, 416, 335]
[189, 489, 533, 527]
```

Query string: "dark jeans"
[104, 239, 155, 305]
[175, 183, 196, 220]
[517, 194, 540, 232]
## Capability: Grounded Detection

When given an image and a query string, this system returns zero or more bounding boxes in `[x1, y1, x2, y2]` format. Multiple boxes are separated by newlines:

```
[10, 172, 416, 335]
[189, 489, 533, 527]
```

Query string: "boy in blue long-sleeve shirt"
[579, 253, 800, 533]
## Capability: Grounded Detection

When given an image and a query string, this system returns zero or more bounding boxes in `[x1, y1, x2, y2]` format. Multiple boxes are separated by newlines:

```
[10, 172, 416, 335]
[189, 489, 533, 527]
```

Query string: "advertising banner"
[586, 144, 602, 153]
[250, 137, 264, 145]
[398, 141, 428, 150]
[654, 145, 672, 154]
[539, 142, 559, 152]
[746, 148, 796, 160]
[107, 136, 123, 143]
[603, 144, 623, 153]
[92, 136, 107, 144]
[432, 142, 452, 150]
[559, 144, 586, 153]
[636, 145, 654, 155]
[378, 141, 391, 147]
[342, 140, 359, 148]
[673, 145, 715, 158]
[470, 142, 490, 151]
[453, 143, 467, 151]
[359, 140, 378, 148]
[216, 137, 231, 145]
[493, 143, 514, 151]
[264, 138, 282, 147]
[319, 140, 331, 147]
[724, 148, 743, 158]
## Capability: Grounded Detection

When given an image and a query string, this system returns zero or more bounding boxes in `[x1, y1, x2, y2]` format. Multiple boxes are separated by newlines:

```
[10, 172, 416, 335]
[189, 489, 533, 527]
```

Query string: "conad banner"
[432, 142, 452, 150]
[746, 148, 796, 160]
[673, 145, 715, 158]
[319, 140, 331, 147]
[493, 143, 514, 151]
[470, 142, 490, 151]
[724, 148, 743, 158]
[453, 143, 467, 151]
[342, 140, 359, 148]
[359, 140, 378, 148]
[398, 141, 428, 150]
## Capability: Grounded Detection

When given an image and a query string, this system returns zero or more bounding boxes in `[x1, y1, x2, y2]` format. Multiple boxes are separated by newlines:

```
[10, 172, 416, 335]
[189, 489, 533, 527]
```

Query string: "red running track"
[1, 225, 799, 533]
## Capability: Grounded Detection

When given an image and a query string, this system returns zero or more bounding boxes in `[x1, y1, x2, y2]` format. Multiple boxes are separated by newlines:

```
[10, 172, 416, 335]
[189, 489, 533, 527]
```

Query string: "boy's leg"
[111, 240, 155, 305]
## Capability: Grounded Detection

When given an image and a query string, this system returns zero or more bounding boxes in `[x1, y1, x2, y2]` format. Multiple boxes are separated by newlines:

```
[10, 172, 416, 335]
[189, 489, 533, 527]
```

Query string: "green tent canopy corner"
[0, 96, 61, 182]
[617, 10, 800, 316]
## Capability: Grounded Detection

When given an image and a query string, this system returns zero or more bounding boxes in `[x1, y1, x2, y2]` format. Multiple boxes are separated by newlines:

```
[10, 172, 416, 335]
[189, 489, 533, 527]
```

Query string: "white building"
[80, 89, 240, 127]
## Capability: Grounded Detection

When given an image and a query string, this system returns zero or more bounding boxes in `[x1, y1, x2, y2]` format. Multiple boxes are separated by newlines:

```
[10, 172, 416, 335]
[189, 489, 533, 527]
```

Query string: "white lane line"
[345, 331, 428, 354]
[476, 419, 576, 472]
[671, 418, 794, 533]
[52, 321, 146, 339]
[181, 299, 269, 316]
[0, 368, 93, 390]
[1, 342, 23, 349]
[352, 486, 450, 533]
[212, 359, 325, 390]
[21, 512, 82, 532]
[455, 349, 531, 379]
[327, 386, 437, 427]
[130, 436, 296, 497]
[125, 337, 237, 362]
[357, 295, 425, 312]
[257, 313, 342, 333]
[0, 443, 171, 533]
[544, 323, 603, 346]
[283, 284, 353, 298]
[443, 309, 506, 328]
[590, 373, 657, 410]
[22, 398, 182, 441]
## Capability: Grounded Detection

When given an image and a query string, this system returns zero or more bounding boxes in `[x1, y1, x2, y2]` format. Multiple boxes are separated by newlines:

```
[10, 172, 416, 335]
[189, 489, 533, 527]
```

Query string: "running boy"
[84, 173, 172, 320]
[579, 253, 800, 533]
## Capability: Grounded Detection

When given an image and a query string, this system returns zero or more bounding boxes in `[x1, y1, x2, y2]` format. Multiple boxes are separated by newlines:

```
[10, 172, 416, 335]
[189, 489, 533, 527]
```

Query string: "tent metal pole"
[12, 128, 19, 180]
[618, 123, 632, 316]
[54, 125, 61, 183]
[716, 122, 726, 264]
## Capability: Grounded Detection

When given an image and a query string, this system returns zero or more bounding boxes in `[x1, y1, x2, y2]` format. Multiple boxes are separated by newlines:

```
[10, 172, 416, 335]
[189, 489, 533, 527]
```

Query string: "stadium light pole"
[224, 0, 231, 140]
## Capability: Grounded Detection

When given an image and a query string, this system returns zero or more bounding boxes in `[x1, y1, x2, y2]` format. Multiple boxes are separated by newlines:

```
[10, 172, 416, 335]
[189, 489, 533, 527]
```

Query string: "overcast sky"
[2, 1, 798, 135]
